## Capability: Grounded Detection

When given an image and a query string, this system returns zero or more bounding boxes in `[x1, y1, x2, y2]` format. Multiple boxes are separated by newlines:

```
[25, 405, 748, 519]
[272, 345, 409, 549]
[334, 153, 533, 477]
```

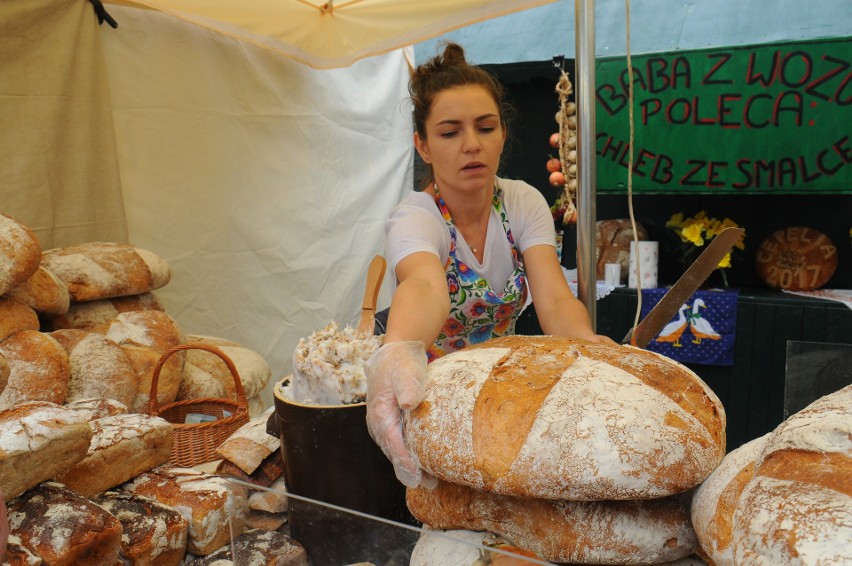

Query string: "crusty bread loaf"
[243, 509, 288, 532]
[7, 481, 122, 566]
[0, 213, 41, 297]
[596, 219, 648, 282]
[55, 413, 173, 497]
[0, 352, 8, 393]
[40, 242, 170, 302]
[215, 410, 279, 475]
[690, 434, 769, 566]
[6, 266, 70, 317]
[63, 397, 128, 420]
[104, 310, 184, 411]
[49, 292, 165, 331]
[405, 335, 726, 500]
[0, 297, 39, 343]
[50, 329, 137, 407]
[407, 479, 698, 564]
[732, 384, 851, 564]
[0, 330, 71, 411]
[93, 490, 188, 566]
[183, 529, 307, 566]
[247, 475, 288, 514]
[3, 533, 43, 565]
[121, 465, 247, 556]
[409, 528, 542, 566]
[179, 335, 271, 401]
[0, 402, 92, 500]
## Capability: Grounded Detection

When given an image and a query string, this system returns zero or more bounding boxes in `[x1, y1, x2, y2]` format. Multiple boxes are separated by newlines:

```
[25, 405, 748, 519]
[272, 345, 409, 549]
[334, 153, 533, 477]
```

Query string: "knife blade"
[622, 227, 744, 348]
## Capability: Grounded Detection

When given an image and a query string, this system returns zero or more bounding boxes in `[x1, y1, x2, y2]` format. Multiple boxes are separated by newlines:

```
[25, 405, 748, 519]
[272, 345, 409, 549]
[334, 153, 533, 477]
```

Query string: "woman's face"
[414, 84, 506, 195]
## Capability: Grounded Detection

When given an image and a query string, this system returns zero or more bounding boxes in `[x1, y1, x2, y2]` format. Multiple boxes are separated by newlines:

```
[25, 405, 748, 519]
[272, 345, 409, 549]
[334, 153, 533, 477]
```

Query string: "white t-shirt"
[385, 178, 556, 291]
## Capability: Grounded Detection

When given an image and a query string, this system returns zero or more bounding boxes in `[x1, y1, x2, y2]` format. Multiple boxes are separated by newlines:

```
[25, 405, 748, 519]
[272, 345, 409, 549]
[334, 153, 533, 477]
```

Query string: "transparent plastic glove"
[364, 341, 436, 489]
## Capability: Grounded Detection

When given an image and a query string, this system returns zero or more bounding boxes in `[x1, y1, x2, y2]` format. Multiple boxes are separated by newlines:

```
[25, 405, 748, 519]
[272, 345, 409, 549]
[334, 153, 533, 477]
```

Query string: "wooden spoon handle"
[357, 255, 386, 335]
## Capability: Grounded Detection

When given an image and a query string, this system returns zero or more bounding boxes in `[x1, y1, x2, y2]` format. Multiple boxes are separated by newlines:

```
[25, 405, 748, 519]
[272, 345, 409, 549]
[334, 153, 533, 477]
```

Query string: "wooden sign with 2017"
[756, 226, 837, 291]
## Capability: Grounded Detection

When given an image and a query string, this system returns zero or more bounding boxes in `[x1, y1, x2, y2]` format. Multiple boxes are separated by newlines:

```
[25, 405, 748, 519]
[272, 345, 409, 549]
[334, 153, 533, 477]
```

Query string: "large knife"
[622, 227, 745, 348]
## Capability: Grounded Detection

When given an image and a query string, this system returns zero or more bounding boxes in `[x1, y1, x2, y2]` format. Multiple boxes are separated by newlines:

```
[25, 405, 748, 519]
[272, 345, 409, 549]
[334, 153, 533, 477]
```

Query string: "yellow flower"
[666, 212, 684, 229]
[717, 252, 732, 268]
[682, 223, 705, 246]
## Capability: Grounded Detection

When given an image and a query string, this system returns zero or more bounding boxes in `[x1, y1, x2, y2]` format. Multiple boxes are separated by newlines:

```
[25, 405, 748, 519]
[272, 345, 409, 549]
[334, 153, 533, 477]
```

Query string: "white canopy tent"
[0, 0, 557, 407]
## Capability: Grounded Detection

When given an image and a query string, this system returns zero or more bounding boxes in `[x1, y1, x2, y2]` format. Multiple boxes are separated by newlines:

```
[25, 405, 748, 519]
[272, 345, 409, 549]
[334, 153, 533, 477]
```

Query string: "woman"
[365, 43, 615, 488]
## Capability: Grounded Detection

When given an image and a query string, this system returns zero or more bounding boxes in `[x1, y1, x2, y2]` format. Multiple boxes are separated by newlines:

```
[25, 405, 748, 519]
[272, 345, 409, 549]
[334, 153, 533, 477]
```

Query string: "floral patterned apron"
[427, 185, 528, 362]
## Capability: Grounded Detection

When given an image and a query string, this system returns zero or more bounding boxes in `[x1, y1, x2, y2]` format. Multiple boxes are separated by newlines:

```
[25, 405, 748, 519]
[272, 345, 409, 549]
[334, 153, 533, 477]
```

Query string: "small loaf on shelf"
[50, 329, 137, 408]
[215, 410, 280, 475]
[0, 213, 41, 297]
[55, 413, 173, 498]
[183, 529, 308, 566]
[93, 490, 189, 566]
[7, 481, 123, 566]
[405, 335, 726, 500]
[40, 242, 171, 302]
[6, 265, 70, 317]
[407, 479, 698, 565]
[121, 465, 247, 556]
[0, 330, 70, 411]
[0, 402, 92, 500]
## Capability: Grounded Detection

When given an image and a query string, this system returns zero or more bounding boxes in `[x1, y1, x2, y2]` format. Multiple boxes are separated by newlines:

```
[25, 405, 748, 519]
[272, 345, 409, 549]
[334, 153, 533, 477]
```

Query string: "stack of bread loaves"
[691, 384, 851, 565]
[404, 335, 727, 565]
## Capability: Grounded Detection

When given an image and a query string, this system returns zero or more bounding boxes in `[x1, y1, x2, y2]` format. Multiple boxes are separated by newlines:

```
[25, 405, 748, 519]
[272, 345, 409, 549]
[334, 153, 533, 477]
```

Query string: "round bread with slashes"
[404, 335, 726, 501]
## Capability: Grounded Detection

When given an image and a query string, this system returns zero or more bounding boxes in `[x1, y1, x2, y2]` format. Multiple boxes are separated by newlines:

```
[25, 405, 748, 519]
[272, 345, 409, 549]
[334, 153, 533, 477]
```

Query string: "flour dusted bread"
[690, 434, 768, 566]
[7, 481, 122, 566]
[3, 534, 43, 565]
[0, 330, 70, 411]
[0, 402, 92, 500]
[55, 413, 173, 497]
[6, 266, 70, 317]
[410, 527, 542, 566]
[215, 410, 279, 475]
[0, 213, 41, 297]
[63, 397, 128, 420]
[407, 480, 698, 564]
[104, 310, 184, 411]
[50, 292, 165, 331]
[183, 529, 307, 566]
[732, 384, 851, 564]
[405, 335, 725, 500]
[40, 242, 170, 302]
[50, 329, 137, 407]
[122, 465, 247, 555]
[0, 297, 40, 343]
[93, 490, 188, 566]
[178, 335, 271, 401]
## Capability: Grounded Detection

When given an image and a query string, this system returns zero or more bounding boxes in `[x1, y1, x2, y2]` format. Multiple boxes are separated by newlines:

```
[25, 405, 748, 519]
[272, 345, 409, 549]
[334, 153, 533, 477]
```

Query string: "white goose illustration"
[689, 298, 721, 344]
[655, 304, 689, 347]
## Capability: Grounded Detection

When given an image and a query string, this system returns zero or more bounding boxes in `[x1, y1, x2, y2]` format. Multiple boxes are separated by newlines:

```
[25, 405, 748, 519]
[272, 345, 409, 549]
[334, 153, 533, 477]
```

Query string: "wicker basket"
[148, 342, 249, 467]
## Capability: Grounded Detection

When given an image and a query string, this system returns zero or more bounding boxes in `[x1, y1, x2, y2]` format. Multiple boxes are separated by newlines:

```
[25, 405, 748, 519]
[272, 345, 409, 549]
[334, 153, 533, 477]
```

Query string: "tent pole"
[574, 0, 597, 328]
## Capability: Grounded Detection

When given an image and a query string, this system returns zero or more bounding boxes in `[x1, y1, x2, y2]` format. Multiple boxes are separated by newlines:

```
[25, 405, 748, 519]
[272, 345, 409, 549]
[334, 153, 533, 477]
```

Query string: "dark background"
[484, 60, 852, 290]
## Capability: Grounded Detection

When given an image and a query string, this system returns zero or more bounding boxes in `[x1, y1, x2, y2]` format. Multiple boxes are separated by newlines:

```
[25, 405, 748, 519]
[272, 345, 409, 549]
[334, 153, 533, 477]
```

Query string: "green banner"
[595, 37, 852, 194]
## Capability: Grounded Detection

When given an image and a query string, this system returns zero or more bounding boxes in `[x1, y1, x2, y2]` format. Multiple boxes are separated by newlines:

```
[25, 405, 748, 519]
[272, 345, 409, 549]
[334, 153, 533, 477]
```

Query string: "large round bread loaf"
[409, 528, 542, 566]
[0, 213, 41, 296]
[50, 329, 137, 407]
[6, 265, 70, 317]
[50, 292, 165, 331]
[41, 242, 170, 302]
[690, 434, 769, 566]
[404, 335, 725, 500]
[407, 480, 698, 564]
[0, 330, 70, 411]
[732, 384, 851, 564]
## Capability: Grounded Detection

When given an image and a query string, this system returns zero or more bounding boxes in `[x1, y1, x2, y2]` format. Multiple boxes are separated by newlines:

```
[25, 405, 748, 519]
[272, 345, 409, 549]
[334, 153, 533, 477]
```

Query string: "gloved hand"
[364, 341, 435, 489]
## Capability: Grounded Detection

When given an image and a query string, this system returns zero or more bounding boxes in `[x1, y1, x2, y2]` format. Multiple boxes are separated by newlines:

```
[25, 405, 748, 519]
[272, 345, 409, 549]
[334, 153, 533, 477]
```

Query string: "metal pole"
[574, 0, 597, 328]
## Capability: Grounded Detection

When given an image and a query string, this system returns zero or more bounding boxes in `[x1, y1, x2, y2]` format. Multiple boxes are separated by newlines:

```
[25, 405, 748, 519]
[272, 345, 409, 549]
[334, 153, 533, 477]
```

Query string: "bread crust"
[407, 480, 697, 564]
[0, 330, 70, 411]
[7, 266, 70, 317]
[405, 335, 725, 500]
[0, 297, 40, 343]
[0, 213, 41, 297]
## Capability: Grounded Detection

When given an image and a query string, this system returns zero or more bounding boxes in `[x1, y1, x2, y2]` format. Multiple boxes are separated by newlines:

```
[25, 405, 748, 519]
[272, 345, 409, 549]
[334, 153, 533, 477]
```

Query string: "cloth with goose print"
[640, 288, 739, 366]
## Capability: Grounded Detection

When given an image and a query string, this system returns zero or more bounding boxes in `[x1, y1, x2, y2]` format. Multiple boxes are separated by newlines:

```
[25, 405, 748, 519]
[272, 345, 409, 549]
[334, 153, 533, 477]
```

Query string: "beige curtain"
[0, 0, 127, 249]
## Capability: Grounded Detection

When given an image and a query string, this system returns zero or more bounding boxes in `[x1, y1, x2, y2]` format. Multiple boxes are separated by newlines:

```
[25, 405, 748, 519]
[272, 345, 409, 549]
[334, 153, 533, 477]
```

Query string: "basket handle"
[148, 342, 249, 416]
